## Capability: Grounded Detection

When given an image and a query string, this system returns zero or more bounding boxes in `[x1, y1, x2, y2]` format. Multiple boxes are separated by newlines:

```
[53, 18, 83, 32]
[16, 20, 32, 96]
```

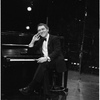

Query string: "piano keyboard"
[9, 58, 68, 62]
[10, 59, 37, 61]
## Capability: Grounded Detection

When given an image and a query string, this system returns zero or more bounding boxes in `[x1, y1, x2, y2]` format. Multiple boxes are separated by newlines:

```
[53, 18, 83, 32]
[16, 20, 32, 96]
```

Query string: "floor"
[2, 70, 99, 100]
[66, 71, 99, 100]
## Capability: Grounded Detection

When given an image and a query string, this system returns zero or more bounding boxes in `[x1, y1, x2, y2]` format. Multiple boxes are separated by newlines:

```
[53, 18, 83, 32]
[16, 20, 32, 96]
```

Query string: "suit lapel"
[48, 34, 52, 46]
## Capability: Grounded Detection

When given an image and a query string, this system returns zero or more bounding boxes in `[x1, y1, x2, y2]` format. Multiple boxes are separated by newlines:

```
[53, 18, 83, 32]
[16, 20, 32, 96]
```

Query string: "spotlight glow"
[74, 63, 76, 65]
[27, 7, 32, 11]
[26, 26, 30, 30]
[85, 12, 87, 16]
[77, 63, 79, 65]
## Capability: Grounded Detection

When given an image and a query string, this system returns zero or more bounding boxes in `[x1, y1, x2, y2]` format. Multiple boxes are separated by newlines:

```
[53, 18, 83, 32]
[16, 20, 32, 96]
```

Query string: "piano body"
[2, 32, 40, 94]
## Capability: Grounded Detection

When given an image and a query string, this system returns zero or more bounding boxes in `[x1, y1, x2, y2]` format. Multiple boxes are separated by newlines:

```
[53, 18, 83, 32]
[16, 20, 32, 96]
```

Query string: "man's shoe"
[19, 86, 32, 95]
[19, 86, 40, 95]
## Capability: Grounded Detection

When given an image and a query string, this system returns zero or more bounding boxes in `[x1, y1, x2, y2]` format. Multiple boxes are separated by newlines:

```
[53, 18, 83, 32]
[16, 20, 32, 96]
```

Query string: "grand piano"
[2, 31, 68, 95]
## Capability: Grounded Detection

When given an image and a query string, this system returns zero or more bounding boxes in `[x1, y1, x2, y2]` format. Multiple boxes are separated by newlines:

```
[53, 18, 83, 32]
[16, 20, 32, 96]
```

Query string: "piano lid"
[2, 31, 34, 44]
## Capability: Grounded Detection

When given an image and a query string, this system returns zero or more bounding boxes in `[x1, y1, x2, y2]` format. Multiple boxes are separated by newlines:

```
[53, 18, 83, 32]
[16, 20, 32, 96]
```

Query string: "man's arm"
[49, 37, 61, 61]
[28, 39, 35, 48]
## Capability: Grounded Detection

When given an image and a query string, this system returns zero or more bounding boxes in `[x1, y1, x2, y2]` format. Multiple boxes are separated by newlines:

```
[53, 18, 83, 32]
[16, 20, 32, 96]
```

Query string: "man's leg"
[19, 62, 49, 95]
[43, 68, 51, 95]
[28, 62, 49, 87]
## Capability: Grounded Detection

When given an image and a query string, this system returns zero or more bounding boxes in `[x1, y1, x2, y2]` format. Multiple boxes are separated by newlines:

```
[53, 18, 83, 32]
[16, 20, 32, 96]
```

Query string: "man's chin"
[41, 35, 45, 38]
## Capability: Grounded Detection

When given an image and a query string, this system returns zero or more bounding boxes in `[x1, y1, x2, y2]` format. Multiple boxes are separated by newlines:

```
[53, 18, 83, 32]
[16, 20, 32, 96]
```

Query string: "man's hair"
[37, 23, 49, 30]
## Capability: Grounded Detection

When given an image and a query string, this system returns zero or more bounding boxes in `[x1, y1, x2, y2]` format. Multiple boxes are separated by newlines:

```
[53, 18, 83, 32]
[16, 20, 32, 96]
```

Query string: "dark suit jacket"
[29, 34, 67, 72]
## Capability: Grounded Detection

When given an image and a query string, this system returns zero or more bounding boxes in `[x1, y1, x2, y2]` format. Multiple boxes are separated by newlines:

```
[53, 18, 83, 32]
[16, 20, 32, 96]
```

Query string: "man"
[19, 23, 67, 96]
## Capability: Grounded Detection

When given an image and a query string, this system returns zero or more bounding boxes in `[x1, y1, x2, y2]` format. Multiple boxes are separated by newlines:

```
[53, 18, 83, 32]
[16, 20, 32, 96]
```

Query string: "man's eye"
[38, 28, 45, 31]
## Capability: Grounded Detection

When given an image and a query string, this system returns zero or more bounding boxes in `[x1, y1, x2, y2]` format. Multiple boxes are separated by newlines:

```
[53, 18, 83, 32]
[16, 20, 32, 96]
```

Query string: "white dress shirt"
[42, 34, 49, 57]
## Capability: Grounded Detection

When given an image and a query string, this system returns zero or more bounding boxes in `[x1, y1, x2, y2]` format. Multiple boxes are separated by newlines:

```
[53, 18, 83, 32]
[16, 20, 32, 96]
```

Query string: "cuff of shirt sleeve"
[47, 56, 51, 62]
[28, 44, 33, 48]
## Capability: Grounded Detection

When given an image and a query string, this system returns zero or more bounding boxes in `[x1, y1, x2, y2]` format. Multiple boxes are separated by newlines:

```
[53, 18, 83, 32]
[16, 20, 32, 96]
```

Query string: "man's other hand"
[37, 57, 48, 63]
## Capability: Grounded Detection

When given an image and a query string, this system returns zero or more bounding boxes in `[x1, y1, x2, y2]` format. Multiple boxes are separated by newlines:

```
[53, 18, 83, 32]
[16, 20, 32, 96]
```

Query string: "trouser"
[28, 61, 63, 95]
[28, 62, 50, 94]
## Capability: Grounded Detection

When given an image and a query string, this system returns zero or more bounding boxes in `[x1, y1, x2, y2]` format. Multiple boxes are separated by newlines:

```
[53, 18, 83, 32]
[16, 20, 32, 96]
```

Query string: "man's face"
[37, 25, 49, 38]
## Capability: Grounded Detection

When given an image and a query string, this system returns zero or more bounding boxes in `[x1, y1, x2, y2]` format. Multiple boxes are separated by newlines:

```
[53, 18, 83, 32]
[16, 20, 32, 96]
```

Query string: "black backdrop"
[2, 0, 99, 73]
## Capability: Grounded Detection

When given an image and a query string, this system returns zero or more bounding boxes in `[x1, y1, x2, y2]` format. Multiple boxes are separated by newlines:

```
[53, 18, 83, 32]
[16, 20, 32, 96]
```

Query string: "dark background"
[1, 0, 99, 74]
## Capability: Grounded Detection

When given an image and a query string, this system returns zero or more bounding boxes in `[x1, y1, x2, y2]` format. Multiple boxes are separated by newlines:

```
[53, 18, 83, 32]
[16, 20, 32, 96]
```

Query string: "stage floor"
[2, 70, 99, 100]
[67, 70, 99, 100]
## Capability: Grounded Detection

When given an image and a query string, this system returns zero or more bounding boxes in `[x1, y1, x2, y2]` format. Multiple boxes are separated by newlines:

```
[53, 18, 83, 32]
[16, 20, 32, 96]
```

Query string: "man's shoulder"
[50, 34, 59, 39]
[51, 35, 64, 40]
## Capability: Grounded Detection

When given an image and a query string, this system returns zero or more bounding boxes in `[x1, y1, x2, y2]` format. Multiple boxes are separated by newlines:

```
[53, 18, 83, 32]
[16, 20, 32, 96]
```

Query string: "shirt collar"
[45, 33, 49, 42]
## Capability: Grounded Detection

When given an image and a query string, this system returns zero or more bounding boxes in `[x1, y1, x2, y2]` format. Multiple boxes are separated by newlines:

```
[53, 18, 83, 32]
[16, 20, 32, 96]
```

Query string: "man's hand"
[32, 33, 40, 41]
[36, 57, 48, 63]
[28, 33, 40, 48]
